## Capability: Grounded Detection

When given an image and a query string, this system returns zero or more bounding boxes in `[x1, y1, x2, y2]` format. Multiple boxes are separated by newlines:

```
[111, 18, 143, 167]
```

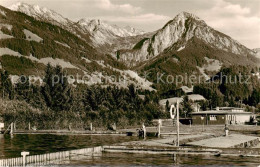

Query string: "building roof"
[159, 97, 183, 106]
[187, 94, 206, 101]
[159, 94, 206, 106]
[180, 86, 193, 94]
[191, 110, 253, 115]
[213, 107, 244, 111]
[138, 95, 145, 100]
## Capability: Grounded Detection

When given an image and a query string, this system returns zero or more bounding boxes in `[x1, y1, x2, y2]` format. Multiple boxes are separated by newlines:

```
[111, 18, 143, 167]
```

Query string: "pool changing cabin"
[191, 107, 255, 125]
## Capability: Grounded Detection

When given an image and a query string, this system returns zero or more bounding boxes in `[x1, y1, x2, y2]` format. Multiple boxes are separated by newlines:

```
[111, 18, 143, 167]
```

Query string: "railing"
[0, 157, 23, 166]
[0, 146, 103, 166]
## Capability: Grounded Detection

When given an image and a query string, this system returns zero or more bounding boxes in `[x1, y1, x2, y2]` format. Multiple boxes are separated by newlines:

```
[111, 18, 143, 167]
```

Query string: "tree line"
[0, 64, 167, 129]
[0, 64, 259, 129]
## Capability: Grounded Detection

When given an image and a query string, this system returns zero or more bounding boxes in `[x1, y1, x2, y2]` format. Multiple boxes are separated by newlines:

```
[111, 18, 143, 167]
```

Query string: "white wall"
[231, 114, 251, 124]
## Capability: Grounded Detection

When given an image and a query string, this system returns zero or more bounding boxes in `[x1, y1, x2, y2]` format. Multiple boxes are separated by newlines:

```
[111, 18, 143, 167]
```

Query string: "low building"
[191, 103, 201, 112]
[138, 95, 145, 100]
[159, 97, 183, 110]
[159, 94, 206, 112]
[187, 94, 206, 102]
[187, 94, 206, 112]
[191, 107, 255, 125]
[159, 97, 183, 106]
[159, 94, 206, 106]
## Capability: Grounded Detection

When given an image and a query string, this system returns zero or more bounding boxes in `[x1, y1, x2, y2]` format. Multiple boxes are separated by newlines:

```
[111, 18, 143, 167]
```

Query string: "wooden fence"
[0, 146, 103, 166]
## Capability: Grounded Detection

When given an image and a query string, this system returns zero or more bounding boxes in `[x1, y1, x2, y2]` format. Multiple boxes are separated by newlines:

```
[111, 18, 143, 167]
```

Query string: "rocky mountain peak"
[116, 12, 254, 67]
[78, 19, 101, 26]
[124, 25, 145, 34]
[175, 11, 201, 20]
[78, 18, 144, 37]
[165, 11, 206, 27]
[77, 18, 145, 45]
[9, 2, 72, 27]
[8, 2, 145, 46]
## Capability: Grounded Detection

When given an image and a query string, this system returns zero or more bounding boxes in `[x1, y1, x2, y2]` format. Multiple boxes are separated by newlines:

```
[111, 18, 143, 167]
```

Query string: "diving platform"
[186, 134, 260, 148]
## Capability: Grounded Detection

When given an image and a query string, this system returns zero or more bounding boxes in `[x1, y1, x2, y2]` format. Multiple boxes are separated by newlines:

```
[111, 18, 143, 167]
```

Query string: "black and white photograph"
[0, 0, 259, 166]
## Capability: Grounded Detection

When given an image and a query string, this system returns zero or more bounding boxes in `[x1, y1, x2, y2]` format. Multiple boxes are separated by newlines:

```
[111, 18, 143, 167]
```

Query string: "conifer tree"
[0, 70, 13, 99]
[42, 64, 72, 111]
[15, 75, 31, 101]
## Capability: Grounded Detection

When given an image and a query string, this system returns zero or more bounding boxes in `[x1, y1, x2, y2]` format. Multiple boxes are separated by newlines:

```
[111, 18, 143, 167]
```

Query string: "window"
[209, 115, 217, 121]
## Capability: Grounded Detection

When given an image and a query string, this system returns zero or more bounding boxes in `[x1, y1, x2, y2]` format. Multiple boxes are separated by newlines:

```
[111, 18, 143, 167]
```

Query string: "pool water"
[0, 134, 138, 158]
[0, 134, 259, 166]
[67, 152, 260, 166]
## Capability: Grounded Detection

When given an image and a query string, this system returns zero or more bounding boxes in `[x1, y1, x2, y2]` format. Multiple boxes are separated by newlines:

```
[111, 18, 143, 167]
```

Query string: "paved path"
[120, 134, 209, 147]
[187, 134, 259, 148]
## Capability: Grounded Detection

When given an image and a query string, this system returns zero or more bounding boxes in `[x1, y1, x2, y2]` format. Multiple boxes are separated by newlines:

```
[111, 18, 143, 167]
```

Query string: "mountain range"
[9, 2, 145, 46]
[0, 2, 259, 91]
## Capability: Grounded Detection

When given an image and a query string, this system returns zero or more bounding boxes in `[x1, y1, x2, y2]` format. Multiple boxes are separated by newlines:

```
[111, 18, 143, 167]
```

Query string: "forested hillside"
[0, 5, 153, 91]
[0, 64, 166, 129]
[0, 4, 259, 129]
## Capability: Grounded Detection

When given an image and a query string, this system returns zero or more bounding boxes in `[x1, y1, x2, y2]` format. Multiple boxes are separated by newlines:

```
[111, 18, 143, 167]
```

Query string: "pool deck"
[187, 134, 260, 148]
[119, 133, 215, 147]
[107, 133, 260, 156]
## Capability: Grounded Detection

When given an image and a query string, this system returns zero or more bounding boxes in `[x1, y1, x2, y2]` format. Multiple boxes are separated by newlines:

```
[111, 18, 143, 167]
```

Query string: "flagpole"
[177, 100, 179, 147]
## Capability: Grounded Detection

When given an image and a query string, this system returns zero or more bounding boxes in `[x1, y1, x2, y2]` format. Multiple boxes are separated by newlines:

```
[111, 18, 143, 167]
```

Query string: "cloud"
[96, 0, 141, 14]
[82, 13, 171, 32]
[198, 0, 260, 49]
[212, 0, 250, 16]
[99, 13, 171, 23]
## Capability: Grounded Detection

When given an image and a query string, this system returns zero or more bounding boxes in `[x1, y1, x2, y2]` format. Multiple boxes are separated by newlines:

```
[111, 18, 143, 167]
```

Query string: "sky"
[0, 0, 260, 49]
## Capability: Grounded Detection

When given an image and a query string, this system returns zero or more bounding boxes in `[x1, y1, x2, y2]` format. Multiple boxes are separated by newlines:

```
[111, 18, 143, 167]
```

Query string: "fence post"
[10, 122, 14, 135]
[21, 151, 29, 167]
[158, 119, 162, 137]
[90, 123, 93, 131]
[142, 123, 146, 138]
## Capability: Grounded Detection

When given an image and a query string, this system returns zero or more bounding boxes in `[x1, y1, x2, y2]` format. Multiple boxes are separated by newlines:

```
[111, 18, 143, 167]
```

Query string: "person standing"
[224, 124, 229, 136]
